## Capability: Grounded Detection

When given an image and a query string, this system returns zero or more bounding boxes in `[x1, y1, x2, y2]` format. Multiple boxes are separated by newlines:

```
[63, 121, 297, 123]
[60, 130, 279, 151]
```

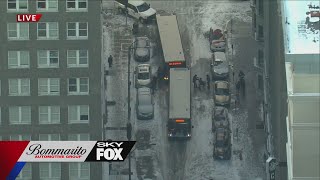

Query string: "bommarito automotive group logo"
[0, 141, 135, 179]
[26, 143, 87, 159]
[17, 141, 136, 162]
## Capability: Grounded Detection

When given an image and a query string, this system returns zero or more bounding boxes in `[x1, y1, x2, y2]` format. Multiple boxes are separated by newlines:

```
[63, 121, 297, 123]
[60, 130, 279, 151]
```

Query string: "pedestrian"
[236, 80, 241, 95]
[192, 74, 199, 89]
[108, 55, 113, 68]
[132, 20, 139, 35]
[199, 78, 205, 90]
[157, 67, 162, 86]
[238, 70, 245, 79]
[206, 74, 210, 90]
[151, 75, 157, 94]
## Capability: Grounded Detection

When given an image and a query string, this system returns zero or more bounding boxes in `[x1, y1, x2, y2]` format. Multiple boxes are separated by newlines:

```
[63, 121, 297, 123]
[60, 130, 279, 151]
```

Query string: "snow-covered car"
[209, 28, 226, 52]
[212, 106, 229, 132]
[134, 37, 151, 62]
[211, 40, 226, 52]
[211, 52, 229, 80]
[135, 64, 151, 88]
[213, 127, 231, 160]
[136, 87, 154, 120]
[214, 81, 231, 107]
[114, 0, 156, 23]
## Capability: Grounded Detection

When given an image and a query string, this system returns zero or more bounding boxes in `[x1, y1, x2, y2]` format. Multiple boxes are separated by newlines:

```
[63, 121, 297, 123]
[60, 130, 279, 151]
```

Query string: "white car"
[135, 64, 151, 88]
[115, 0, 157, 23]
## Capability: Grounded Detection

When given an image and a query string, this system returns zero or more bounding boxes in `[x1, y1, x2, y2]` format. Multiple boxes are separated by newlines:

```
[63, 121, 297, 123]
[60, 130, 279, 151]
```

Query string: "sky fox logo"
[96, 142, 123, 160]
[85, 141, 135, 162]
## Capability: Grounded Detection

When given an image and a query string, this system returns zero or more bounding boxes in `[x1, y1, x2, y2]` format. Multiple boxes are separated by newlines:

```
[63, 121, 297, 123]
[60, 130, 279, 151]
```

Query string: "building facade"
[0, 0, 103, 179]
[251, 0, 288, 179]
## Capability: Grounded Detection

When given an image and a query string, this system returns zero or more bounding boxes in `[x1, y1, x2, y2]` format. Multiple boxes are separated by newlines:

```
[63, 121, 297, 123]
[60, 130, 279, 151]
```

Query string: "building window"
[68, 105, 89, 123]
[10, 134, 31, 140]
[37, 0, 58, 11]
[8, 51, 30, 69]
[9, 106, 31, 124]
[0, 80, 1, 96]
[258, 49, 264, 68]
[258, 0, 263, 16]
[40, 163, 61, 180]
[37, 22, 58, 39]
[39, 106, 60, 124]
[38, 78, 60, 95]
[7, 0, 28, 11]
[258, 74, 264, 90]
[9, 78, 30, 96]
[7, 23, 29, 40]
[68, 78, 89, 95]
[38, 50, 59, 68]
[66, 0, 87, 11]
[69, 163, 90, 180]
[67, 22, 88, 39]
[68, 133, 89, 141]
[67, 50, 89, 67]
[39, 134, 60, 140]
[258, 25, 263, 39]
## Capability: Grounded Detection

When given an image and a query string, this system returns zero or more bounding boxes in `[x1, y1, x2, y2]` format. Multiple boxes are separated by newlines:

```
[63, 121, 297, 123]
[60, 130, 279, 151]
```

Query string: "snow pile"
[201, 1, 252, 31]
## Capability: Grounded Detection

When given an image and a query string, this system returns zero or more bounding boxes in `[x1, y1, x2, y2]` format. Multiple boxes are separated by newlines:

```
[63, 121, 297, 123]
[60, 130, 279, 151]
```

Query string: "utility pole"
[127, 43, 133, 180]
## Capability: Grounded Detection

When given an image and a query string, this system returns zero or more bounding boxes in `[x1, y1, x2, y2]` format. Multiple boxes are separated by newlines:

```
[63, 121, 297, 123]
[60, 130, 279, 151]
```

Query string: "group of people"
[192, 74, 211, 91]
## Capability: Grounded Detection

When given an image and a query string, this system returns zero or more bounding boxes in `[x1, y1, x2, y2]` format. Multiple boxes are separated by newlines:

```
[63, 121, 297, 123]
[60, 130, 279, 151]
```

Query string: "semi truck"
[168, 68, 192, 139]
[156, 15, 186, 81]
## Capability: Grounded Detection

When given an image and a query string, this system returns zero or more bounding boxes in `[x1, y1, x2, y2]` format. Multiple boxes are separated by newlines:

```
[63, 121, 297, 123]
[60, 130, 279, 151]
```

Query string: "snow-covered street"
[102, 1, 266, 179]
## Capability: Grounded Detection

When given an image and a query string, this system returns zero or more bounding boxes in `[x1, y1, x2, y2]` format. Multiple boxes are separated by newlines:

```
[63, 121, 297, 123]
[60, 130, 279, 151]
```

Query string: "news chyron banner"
[0, 141, 135, 180]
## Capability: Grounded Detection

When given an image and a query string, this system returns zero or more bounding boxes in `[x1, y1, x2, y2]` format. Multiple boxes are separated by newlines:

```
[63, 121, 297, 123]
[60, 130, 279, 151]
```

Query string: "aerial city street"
[103, 0, 267, 179]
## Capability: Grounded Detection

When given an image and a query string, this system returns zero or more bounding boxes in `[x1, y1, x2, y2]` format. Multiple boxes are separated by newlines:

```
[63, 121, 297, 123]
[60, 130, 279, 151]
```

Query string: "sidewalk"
[226, 19, 266, 179]
[102, 13, 137, 179]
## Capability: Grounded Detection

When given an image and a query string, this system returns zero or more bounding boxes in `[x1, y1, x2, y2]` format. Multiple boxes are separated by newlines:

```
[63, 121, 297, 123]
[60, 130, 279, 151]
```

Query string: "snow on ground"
[282, 0, 320, 54]
[180, 1, 265, 180]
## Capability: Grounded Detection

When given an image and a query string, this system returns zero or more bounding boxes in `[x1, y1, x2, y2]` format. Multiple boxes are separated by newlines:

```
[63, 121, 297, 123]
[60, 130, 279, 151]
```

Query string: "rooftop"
[281, 1, 320, 54]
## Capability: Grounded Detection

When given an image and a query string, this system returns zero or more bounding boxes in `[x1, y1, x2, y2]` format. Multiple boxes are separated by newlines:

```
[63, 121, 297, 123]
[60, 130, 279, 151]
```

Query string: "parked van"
[115, 0, 156, 23]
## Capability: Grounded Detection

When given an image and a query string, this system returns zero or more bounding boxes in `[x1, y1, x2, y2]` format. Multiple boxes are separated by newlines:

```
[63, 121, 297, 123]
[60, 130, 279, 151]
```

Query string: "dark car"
[134, 37, 150, 62]
[213, 127, 231, 160]
[212, 106, 229, 132]
[136, 87, 154, 120]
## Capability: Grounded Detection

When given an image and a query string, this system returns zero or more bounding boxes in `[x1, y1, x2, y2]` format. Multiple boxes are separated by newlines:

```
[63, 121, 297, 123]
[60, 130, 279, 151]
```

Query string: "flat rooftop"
[281, 1, 320, 54]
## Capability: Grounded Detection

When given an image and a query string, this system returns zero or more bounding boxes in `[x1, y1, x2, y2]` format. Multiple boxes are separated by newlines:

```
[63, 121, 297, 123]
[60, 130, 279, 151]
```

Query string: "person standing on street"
[151, 75, 157, 94]
[206, 74, 210, 90]
[193, 74, 199, 89]
[108, 55, 113, 68]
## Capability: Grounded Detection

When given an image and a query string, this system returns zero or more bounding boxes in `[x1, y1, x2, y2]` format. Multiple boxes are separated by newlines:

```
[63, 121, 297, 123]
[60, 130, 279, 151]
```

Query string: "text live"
[16, 14, 42, 22]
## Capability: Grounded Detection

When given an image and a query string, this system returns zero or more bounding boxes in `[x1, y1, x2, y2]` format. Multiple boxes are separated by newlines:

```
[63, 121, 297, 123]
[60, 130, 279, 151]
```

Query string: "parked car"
[114, 0, 156, 23]
[214, 81, 231, 107]
[212, 106, 229, 132]
[209, 28, 226, 52]
[135, 64, 151, 88]
[211, 52, 229, 80]
[134, 37, 150, 62]
[213, 127, 231, 160]
[136, 87, 154, 120]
